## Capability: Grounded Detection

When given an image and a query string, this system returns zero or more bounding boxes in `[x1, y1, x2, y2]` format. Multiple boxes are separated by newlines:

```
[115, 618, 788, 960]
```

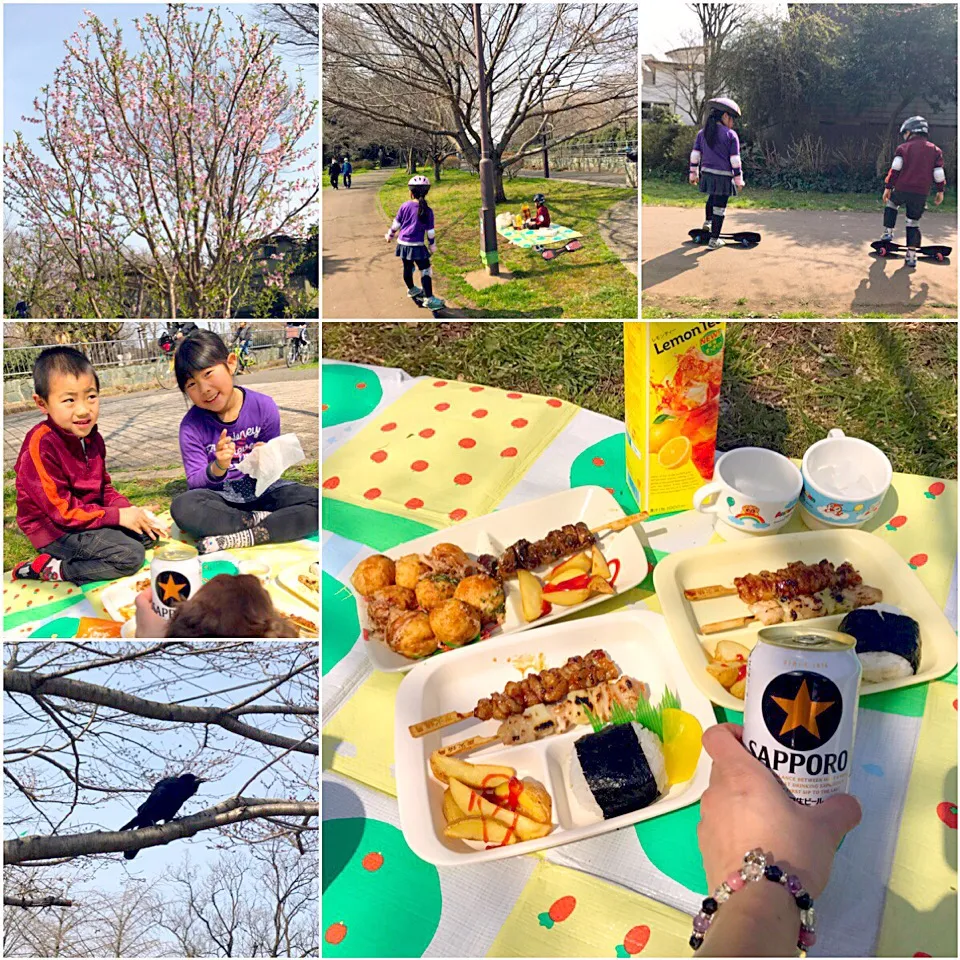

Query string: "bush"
[642, 114, 695, 182]
[353, 159, 377, 170]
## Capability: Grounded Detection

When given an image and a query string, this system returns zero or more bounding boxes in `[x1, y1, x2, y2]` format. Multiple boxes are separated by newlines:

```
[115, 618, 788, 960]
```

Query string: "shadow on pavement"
[641, 240, 741, 290]
[321, 255, 349, 277]
[851, 257, 931, 314]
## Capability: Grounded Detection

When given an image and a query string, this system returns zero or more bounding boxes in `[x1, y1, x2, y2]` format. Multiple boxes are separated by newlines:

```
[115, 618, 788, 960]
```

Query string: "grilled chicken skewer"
[408, 649, 619, 737]
[700, 583, 883, 635]
[685, 560, 866, 604]
[434, 675, 648, 757]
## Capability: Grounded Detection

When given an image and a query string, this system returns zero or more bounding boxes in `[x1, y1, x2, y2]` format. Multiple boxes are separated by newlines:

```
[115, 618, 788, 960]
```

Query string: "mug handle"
[693, 482, 724, 514]
[827, 428, 845, 439]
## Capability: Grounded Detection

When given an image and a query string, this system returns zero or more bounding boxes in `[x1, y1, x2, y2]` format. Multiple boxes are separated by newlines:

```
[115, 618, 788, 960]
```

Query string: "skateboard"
[412, 293, 448, 318]
[534, 239, 584, 261]
[688, 228, 761, 247]
[870, 239, 951, 262]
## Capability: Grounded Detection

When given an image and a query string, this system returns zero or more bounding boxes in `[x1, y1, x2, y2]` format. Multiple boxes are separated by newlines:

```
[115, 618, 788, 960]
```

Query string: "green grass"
[642, 307, 955, 319]
[643, 177, 959, 214]
[322, 322, 957, 479]
[3, 461, 319, 571]
[323, 167, 376, 190]
[378, 169, 638, 318]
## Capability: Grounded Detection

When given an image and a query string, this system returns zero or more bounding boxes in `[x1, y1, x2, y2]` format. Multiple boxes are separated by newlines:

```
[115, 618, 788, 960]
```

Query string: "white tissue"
[237, 433, 305, 496]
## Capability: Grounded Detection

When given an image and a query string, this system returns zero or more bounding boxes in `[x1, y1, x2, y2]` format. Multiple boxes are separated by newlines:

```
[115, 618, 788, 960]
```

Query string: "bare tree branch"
[5, 896, 75, 908]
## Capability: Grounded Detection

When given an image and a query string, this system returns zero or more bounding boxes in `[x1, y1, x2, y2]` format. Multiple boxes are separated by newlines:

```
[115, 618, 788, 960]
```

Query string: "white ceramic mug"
[800, 429, 892, 529]
[693, 447, 802, 538]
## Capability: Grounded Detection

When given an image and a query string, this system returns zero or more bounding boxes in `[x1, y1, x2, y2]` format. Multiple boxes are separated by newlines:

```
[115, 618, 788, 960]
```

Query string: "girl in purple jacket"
[689, 97, 744, 249]
[386, 175, 444, 311]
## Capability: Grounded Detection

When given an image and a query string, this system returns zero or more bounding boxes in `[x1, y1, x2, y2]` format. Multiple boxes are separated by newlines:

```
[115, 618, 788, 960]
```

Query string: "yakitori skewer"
[685, 560, 865, 604]
[590, 510, 650, 535]
[408, 650, 619, 738]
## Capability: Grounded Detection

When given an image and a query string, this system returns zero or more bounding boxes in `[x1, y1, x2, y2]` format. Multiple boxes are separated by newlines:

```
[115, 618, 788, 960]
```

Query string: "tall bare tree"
[691, 2, 746, 119]
[257, 3, 319, 62]
[323, 3, 637, 201]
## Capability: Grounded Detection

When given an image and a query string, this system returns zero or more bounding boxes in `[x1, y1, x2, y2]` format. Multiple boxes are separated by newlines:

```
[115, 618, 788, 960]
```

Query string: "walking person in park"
[329, 157, 341, 190]
[689, 98, 744, 250]
[342, 156, 353, 188]
[385, 175, 444, 312]
[880, 115, 946, 268]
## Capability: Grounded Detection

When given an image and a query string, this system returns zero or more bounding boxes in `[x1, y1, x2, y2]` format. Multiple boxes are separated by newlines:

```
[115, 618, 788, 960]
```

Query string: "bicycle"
[233, 338, 258, 375]
[285, 324, 311, 367]
[155, 331, 176, 389]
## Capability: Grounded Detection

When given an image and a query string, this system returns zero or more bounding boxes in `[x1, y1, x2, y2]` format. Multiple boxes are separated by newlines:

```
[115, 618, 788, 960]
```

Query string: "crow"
[119, 773, 205, 860]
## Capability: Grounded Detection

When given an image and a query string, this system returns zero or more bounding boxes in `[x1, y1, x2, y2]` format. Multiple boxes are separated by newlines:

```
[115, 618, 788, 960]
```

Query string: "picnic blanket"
[496, 224, 583, 248]
[322, 359, 958, 959]
[3, 511, 319, 638]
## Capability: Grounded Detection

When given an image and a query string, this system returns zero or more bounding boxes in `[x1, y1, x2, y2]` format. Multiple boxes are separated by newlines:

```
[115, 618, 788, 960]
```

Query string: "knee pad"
[883, 206, 898, 228]
[712, 205, 727, 218]
[421, 267, 432, 278]
[906, 217, 921, 226]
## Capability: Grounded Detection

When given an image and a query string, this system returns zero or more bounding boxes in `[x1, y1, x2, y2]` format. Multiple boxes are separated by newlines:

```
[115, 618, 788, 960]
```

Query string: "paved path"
[642, 206, 958, 316]
[598, 198, 638, 276]
[323, 169, 429, 319]
[4, 368, 318, 474]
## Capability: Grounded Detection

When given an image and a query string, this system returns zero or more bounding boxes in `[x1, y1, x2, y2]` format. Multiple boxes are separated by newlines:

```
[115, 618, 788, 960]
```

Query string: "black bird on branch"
[119, 773, 205, 860]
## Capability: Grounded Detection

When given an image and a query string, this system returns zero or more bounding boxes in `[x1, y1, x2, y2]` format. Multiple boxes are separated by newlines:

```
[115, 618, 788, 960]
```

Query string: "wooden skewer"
[434, 734, 500, 758]
[685, 585, 739, 601]
[408, 711, 472, 738]
[590, 510, 649, 535]
[701, 615, 757, 635]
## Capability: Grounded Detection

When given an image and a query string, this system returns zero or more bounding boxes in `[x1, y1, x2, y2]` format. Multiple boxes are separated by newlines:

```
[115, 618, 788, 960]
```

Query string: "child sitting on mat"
[523, 193, 551, 229]
[13, 347, 166, 585]
[169, 330, 318, 555]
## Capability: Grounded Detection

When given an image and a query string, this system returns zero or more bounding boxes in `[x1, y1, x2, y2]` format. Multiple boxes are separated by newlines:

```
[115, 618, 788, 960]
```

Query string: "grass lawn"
[642, 177, 959, 214]
[3, 460, 320, 572]
[323, 167, 376, 190]
[642, 306, 942, 319]
[379, 169, 638, 318]
[322, 322, 957, 479]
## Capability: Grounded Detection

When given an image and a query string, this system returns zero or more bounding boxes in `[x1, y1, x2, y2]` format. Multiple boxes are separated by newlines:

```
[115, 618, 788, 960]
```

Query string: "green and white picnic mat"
[496, 224, 583, 248]
[322, 359, 957, 958]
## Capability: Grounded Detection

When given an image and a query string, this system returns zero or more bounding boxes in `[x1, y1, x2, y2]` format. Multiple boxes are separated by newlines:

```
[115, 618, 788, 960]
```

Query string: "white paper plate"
[394, 610, 715, 866]
[654, 529, 958, 710]
[352, 486, 651, 673]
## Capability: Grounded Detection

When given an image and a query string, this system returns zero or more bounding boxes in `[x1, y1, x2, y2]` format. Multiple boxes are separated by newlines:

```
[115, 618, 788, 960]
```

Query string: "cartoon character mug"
[693, 447, 802, 539]
[800, 429, 892, 529]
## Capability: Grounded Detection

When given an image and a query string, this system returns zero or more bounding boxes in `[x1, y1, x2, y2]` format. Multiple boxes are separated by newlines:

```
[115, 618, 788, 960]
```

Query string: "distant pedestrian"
[342, 156, 353, 188]
[329, 158, 341, 190]
[880, 116, 946, 267]
[689, 97, 744, 250]
[385, 175, 444, 312]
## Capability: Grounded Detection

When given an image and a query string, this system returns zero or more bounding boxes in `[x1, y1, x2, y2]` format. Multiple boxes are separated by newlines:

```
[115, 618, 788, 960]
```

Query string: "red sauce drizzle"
[607, 558, 621, 586]
[544, 572, 591, 594]
[736, 665, 747, 682]
[505, 777, 523, 812]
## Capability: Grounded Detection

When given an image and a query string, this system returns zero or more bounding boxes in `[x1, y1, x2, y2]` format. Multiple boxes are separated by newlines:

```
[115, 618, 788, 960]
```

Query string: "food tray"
[353, 486, 651, 673]
[654, 529, 958, 710]
[394, 610, 715, 865]
[277, 560, 320, 610]
[101, 572, 151, 623]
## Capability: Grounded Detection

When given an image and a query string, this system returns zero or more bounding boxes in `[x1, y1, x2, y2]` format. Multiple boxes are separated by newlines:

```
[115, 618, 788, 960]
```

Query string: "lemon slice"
[661, 708, 703, 785]
[657, 435, 691, 470]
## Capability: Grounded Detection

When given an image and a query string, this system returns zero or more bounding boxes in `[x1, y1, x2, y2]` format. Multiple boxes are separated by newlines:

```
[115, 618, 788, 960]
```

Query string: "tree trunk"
[433, 157, 442, 182]
[406, 147, 416, 174]
[493, 162, 506, 204]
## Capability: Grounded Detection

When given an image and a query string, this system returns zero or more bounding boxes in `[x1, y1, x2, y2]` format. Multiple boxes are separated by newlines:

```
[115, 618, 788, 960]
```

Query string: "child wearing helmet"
[524, 193, 551, 229]
[386, 176, 444, 311]
[689, 97, 744, 250]
[881, 116, 946, 267]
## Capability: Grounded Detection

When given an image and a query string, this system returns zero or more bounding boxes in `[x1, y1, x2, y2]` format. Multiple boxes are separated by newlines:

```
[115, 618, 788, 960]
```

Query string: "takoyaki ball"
[388, 610, 438, 659]
[351, 554, 395, 596]
[415, 575, 458, 611]
[454, 574, 506, 625]
[396, 553, 430, 589]
[428, 543, 476, 578]
[367, 585, 416, 631]
[429, 599, 482, 648]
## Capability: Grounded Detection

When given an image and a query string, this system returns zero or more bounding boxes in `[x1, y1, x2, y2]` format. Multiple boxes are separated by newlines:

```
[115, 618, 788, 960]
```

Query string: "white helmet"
[408, 175, 430, 187]
[706, 97, 741, 118]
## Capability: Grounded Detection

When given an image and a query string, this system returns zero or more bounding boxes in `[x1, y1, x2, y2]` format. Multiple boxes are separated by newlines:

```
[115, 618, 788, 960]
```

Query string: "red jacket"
[533, 204, 551, 228]
[885, 137, 946, 195]
[15, 418, 131, 549]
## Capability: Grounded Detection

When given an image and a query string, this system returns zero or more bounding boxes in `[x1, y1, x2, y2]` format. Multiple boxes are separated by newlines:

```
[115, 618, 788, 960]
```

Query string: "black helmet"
[533, 193, 546, 204]
[900, 116, 928, 136]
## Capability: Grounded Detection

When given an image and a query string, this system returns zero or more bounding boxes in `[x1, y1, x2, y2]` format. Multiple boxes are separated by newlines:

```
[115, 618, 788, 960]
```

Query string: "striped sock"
[197, 526, 270, 554]
[248, 510, 271, 525]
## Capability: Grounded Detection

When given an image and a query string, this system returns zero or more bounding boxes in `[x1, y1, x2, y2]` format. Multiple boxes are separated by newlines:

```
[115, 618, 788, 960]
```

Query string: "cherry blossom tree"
[4, 5, 318, 318]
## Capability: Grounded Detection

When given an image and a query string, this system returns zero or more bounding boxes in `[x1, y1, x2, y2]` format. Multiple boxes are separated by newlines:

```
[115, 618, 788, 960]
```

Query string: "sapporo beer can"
[743, 625, 862, 805]
[151, 542, 202, 621]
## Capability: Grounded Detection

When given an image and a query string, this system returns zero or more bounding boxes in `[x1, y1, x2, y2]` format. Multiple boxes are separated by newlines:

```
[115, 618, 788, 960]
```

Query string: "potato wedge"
[544, 587, 591, 606]
[429, 752, 514, 789]
[444, 816, 518, 844]
[705, 660, 738, 687]
[729, 678, 747, 700]
[442, 788, 463, 824]
[548, 553, 592, 581]
[448, 778, 552, 840]
[517, 569, 545, 623]
[590, 545, 611, 579]
[493, 776, 553, 824]
[587, 575, 614, 596]
[715, 640, 750, 662]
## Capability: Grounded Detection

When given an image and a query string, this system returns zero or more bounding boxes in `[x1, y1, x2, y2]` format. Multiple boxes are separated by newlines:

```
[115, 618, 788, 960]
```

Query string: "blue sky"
[4, 3, 319, 231]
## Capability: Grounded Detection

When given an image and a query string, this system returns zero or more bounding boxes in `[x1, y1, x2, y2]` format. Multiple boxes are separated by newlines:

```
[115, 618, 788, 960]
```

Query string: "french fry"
[517, 569, 545, 623]
[444, 817, 518, 844]
[590, 545, 611, 579]
[429, 751, 514, 789]
[448, 778, 552, 841]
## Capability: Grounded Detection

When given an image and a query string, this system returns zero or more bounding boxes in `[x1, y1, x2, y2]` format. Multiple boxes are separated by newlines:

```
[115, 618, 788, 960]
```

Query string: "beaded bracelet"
[689, 849, 817, 956]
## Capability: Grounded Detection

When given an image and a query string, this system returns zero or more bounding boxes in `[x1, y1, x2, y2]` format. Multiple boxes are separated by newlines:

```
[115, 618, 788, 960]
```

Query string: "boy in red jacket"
[881, 115, 946, 267]
[13, 347, 167, 584]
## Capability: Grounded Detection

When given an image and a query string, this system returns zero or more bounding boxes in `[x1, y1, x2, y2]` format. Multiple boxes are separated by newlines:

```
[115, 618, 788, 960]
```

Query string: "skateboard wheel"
[937, 252, 945, 262]
[877, 246, 887, 256]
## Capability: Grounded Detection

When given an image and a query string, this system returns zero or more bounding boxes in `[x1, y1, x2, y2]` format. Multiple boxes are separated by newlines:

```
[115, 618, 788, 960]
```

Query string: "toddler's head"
[167, 574, 299, 637]
[32, 346, 101, 439]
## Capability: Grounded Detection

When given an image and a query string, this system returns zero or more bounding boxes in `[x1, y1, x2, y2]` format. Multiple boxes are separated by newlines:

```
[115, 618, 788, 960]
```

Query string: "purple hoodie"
[690, 125, 743, 182]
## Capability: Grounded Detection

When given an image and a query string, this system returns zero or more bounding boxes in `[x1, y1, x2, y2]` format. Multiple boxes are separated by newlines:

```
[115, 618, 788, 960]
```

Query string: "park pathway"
[322, 170, 429, 320]
[642, 206, 958, 316]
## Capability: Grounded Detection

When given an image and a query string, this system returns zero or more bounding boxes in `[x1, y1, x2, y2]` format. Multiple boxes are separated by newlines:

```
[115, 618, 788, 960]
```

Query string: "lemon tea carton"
[624, 322, 726, 516]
